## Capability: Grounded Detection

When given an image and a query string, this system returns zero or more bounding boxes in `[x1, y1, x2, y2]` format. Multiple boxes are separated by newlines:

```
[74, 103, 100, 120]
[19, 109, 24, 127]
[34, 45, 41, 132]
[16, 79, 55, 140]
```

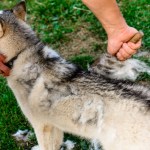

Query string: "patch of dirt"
[56, 24, 107, 59]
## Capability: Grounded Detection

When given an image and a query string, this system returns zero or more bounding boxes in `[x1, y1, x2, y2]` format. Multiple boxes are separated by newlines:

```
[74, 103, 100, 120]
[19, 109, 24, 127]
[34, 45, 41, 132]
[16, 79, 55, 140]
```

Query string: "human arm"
[82, 0, 142, 60]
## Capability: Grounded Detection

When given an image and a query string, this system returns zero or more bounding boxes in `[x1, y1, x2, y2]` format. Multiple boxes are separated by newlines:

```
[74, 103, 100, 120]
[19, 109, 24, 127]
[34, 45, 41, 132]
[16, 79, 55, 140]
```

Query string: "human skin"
[0, 0, 142, 75]
[0, 55, 10, 76]
[82, 0, 142, 60]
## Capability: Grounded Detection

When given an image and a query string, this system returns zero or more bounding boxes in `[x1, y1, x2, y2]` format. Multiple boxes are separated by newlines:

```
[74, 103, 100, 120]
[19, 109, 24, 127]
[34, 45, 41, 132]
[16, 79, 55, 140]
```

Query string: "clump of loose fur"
[89, 53, 150, 81]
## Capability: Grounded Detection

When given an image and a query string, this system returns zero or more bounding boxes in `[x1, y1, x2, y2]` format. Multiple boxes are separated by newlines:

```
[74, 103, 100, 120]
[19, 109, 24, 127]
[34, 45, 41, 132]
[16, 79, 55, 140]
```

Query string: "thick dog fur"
[0, 2, 150, 150]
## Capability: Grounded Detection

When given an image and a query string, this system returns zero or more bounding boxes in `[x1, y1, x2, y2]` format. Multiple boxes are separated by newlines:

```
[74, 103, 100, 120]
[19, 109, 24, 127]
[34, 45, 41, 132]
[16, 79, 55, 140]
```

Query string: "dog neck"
[5, 41, 45, 69]
[5, 49, 26, 69]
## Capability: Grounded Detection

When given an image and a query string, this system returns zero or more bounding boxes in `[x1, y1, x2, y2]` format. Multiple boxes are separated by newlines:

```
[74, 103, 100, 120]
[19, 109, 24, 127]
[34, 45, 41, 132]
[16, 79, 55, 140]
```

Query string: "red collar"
[0, 54, 10, 77]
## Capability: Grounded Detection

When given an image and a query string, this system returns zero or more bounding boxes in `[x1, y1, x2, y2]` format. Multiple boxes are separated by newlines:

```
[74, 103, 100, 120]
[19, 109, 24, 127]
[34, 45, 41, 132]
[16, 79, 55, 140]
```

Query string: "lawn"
[0, 0, 149, 149]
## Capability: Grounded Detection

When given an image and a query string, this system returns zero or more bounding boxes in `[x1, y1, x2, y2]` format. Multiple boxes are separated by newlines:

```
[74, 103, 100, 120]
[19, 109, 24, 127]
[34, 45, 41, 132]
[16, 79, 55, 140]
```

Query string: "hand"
[107, 26, 142, 60]
[0, 55, 10, 76]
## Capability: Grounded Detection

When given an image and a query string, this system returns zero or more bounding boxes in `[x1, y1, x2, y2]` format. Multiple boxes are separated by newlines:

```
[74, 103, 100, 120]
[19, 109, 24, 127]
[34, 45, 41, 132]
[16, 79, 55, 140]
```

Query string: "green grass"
[70, 55, 94, 70]
[0, 0, 150, 149]
[27, 0, 89, 44]
[121, 0, 150, 49]
[0, 77, 32, 150]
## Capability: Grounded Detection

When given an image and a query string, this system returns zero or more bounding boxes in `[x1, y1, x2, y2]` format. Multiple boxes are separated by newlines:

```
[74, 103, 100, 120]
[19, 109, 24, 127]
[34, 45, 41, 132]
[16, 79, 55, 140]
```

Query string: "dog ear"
[12, 1, 26, 21]
[0, 19, 5, 38]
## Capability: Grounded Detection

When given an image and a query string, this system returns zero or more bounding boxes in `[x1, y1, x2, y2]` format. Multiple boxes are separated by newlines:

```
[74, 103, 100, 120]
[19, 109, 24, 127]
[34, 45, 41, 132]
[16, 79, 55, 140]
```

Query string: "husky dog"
[0, 1, 150, 150]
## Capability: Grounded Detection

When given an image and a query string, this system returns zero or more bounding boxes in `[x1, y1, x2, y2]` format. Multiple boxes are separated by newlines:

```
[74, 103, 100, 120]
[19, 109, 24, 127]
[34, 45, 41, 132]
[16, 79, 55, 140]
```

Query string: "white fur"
[0, 11, 3, 14]
[12, 129, 33, 142]
[91, 139, 101, 150]
[31, 145, 40, 150]
[62, 140, 75, 150]
[110, 59, 150, 81]
[91, 54, 150, 81]
[1, 4, 149, 149]
[32, 140, 75, 150]
[43, 46, 59, 59]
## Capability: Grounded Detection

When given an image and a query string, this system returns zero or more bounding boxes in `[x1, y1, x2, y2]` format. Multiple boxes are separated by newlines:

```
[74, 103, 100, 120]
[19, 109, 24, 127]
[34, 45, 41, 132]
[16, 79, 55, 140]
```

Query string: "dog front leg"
[33, 124, 63, 150]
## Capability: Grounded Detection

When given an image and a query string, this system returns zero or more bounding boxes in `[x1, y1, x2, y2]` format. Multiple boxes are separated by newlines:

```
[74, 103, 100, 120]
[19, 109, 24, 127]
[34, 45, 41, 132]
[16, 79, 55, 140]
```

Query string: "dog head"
[0, 1, 37, 62]
[0, 1, 26, 33]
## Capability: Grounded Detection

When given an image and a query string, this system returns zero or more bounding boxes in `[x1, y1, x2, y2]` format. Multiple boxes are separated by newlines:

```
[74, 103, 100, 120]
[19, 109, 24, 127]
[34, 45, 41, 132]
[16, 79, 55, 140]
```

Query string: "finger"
[119, 47, 131, 59]
[122, 43, 137, 56]
[107, 47, 118, 56]
[116, 52, 125, 61]
[0, 54, 6, 62]
[0, 62, 10, 76]
[128, 39, 142, 50]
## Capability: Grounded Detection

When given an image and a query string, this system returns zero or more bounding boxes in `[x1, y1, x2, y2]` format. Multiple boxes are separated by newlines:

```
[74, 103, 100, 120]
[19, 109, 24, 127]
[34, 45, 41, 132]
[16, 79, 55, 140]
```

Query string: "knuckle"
[117, 52, 124, 61]
[120, 49, 129, 57]
[107, 47, 117, 55]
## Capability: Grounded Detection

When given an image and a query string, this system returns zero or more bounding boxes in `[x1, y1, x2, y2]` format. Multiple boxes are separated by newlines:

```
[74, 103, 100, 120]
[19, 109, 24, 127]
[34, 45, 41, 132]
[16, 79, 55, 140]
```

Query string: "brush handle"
[129, 31, 144, 43]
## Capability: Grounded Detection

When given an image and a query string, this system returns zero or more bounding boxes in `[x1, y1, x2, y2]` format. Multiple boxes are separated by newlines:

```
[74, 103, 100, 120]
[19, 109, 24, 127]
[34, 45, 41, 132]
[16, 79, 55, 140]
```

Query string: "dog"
[0, 1, 150, 150]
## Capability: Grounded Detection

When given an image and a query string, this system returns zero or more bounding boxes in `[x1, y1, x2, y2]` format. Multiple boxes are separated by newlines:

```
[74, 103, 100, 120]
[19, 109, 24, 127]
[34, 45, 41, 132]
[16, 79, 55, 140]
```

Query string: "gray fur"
[90, 53, 150, 81]
[0, 2, 150, 150]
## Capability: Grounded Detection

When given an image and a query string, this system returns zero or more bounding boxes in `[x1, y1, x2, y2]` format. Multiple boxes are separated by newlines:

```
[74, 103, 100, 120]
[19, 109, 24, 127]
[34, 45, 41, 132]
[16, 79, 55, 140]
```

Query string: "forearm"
[82, 0, 128, 35]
